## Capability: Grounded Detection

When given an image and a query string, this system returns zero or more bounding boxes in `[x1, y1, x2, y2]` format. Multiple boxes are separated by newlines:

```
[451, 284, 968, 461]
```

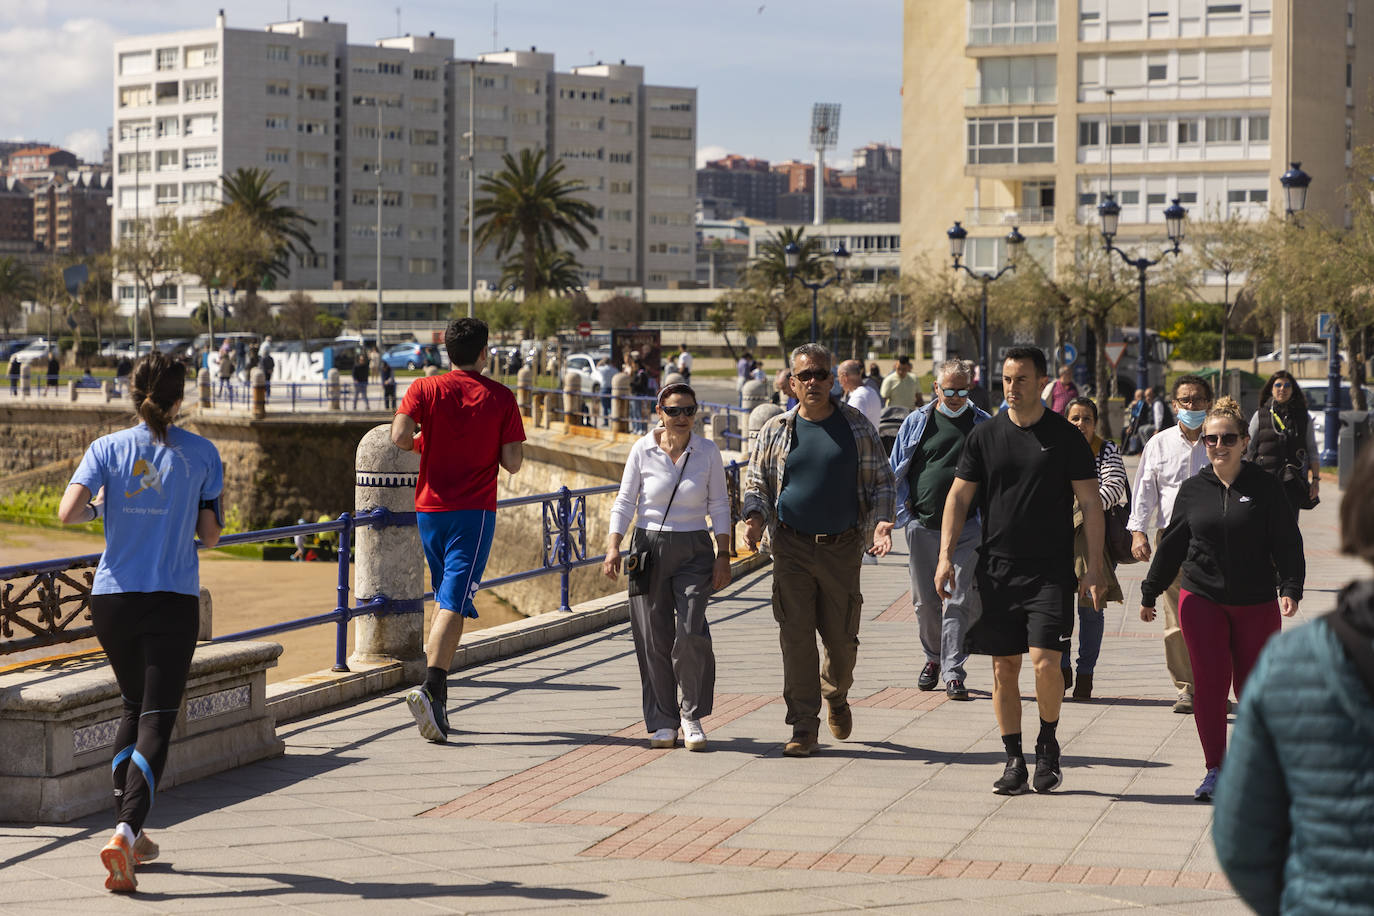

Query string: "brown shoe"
[783, 731, 818, 757]
[827, 703, 852, 740]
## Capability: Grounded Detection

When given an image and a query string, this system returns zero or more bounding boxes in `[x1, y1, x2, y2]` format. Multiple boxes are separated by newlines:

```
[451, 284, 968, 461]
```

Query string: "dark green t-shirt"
[910, 408, 976, 528]
[778, 408, 859, 535]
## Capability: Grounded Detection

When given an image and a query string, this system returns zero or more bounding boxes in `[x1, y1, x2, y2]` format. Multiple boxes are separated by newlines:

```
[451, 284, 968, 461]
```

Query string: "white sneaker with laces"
[649, 727, 677, 748]
[681, 717, 707, 751]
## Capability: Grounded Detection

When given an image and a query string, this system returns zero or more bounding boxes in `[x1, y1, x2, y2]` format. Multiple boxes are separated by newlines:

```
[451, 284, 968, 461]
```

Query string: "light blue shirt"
[70, 423, 223, 596]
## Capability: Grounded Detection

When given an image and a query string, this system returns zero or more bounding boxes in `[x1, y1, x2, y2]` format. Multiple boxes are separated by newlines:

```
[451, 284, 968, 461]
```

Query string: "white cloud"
[64, 128, 106, 162]
[0, 19, 123, 138]
[696, 145, 732, 169]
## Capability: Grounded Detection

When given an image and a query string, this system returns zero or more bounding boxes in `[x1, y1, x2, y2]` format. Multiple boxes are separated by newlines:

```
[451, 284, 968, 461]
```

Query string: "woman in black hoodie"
[1139, 397, 1305, 802]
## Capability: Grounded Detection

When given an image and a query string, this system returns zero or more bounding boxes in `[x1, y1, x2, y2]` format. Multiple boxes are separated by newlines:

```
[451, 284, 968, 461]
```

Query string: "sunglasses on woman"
[793, 369, 830, 383]
[1201, 433, 1241, 448]
[660, 404, 697, 418]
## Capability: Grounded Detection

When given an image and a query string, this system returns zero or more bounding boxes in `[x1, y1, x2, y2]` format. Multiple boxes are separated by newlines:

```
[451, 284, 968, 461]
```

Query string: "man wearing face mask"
[1127, 374, 1213, 714]
[889, 359, 991, 700]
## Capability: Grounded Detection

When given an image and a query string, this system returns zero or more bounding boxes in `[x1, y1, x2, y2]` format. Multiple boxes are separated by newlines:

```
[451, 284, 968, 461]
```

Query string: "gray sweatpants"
[906, 519, 982, 683]
[627, 527, 717, 732]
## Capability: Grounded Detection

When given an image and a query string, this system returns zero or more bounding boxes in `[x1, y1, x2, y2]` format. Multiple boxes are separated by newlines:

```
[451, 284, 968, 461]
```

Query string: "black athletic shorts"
[965, 554, 1075, 656]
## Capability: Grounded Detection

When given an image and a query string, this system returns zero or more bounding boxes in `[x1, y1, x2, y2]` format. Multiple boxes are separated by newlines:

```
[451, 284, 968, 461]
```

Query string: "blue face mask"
[1177, 408, 1207, 429]
[937, 401, 971, 419]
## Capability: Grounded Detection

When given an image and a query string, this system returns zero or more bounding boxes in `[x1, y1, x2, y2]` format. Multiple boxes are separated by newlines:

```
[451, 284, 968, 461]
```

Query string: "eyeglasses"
[793, 369, 830, 383]
[1201, 432, 1241, 448]
[1271, 381, 1292, 390]
[660, 404, 697, 418]
[1175, 397, 1211, 408]
[940, 388, 970, 398]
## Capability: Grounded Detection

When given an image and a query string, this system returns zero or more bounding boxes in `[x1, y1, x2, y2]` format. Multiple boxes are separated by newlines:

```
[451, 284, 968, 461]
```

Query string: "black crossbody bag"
[625, 451, 690, 597]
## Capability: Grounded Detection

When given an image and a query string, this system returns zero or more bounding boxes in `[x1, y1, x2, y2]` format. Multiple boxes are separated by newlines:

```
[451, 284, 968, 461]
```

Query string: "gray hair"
[789, 342, 831, 367]
[935, 358, 974, 386]
[837, 359, 864, 380]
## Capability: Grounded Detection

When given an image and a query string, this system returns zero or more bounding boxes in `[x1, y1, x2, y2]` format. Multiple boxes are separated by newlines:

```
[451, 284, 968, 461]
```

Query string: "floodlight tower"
[810, 103, 840, 226]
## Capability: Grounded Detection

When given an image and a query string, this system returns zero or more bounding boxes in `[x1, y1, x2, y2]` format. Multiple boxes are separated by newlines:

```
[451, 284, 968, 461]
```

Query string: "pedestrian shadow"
[779, 741, 1169, 771]
[128, 867, 606, 904]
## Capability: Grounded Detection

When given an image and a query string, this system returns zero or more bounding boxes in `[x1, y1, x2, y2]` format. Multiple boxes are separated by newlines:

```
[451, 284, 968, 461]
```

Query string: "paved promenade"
[1, 476, 1362, 913]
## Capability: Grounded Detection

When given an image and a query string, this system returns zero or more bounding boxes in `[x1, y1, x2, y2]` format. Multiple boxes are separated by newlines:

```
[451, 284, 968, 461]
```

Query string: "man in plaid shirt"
[744, 343, 896, 757]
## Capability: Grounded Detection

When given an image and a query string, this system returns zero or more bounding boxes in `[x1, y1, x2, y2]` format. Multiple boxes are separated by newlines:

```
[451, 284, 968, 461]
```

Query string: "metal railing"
[0, 461, 750, 671]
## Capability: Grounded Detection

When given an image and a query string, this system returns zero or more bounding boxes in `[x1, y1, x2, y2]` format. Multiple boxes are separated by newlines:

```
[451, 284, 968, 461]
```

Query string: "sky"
[0, 0, 902, 170]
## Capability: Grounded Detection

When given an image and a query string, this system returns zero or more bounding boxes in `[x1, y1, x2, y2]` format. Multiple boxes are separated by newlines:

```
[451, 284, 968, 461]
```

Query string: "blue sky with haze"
[0, 0, 901, 169]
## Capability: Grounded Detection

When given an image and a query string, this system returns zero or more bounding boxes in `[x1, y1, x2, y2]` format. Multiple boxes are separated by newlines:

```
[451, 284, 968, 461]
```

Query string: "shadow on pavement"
[130, 868, 606, 904]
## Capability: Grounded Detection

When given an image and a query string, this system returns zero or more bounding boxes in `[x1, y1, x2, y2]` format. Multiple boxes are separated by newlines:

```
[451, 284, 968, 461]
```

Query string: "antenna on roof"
[396, 6, 401, 37]
[492, 3, 498, 51]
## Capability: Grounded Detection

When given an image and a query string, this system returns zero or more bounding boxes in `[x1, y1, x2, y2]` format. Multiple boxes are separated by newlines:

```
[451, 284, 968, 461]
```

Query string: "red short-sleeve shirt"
[398, 371, 526, 512]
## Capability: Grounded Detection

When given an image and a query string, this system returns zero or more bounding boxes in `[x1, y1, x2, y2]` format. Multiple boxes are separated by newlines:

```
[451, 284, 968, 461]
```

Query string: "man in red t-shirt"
[391, 318, 525, 742]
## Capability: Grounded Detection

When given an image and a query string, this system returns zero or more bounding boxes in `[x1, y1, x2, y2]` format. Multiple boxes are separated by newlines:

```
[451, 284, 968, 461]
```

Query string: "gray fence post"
[351, 425, 426, 680]
[18, 362, 29, 397]
[66, 380, 77, 402]
[327, 367, 341, 410]
[611, 371, 630, 434]
[197, 367, 211, 408]
[562, 369, 582, 428]
[517, 366, 533, 417]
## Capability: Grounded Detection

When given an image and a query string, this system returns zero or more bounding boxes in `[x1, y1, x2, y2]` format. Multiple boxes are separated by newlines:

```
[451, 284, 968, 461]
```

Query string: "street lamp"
[1098, 195, 1187, 395]
[1280, 161, 1311, 217]
[784, 240, 851, 344]
[947, 221, 1024, 392]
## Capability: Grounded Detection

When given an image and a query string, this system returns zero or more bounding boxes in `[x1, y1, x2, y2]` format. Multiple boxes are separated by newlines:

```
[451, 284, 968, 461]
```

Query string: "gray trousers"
[627, 527, 717, 732]
[906, 519, 982, 683]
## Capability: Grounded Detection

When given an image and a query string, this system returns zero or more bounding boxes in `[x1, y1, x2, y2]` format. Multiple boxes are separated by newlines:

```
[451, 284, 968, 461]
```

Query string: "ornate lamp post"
[946, 221, 1024, 391]
[784, 240, 851, 344]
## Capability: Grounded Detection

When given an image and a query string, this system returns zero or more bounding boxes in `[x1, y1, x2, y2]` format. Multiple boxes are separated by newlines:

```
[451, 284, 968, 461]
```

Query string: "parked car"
[1297, 379, 1373, 444]
[1260, 343, 1349, 363]
[564, 352, 603, 393]
[12, 339, 55, 365]
[381, 342, 445, 370]
[0, 338, 37, 360]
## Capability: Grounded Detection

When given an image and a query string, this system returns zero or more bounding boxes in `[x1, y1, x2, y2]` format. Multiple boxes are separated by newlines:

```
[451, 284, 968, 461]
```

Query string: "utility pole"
[375, 100, 384, 354]
[467, 60, 476, 318]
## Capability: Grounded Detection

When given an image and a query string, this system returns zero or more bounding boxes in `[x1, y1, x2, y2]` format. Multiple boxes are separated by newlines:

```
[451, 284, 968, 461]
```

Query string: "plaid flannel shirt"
[743, 398, 896, 545]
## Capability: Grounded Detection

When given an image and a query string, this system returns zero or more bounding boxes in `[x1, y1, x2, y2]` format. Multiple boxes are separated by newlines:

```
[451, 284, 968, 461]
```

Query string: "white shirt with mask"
[1127, 420, 1210, 532]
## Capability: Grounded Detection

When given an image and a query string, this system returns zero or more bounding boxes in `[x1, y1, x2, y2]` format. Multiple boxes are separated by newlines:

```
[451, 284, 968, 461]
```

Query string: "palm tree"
[499, 247, 584, 297]
[0, 256, 34, 337]
[473, 149, 598, 296]
[219, 167, 317, 295]
[744, 227, 827, 358]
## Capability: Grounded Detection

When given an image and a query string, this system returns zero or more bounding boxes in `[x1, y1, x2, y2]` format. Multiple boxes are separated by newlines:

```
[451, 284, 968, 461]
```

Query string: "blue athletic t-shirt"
[69, 423, 224, 596]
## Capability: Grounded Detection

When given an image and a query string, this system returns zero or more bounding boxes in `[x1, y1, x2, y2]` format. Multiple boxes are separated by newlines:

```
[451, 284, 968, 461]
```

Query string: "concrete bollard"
[18, 362, 30, 397]
[740, 377, 769, 412]
[749, 402, 784, 450]
[197, 367, 211, 408]
[662, 371, 685, 388]
[611, 371, 630, 434]
[424, 365, 442, 377]
[517, 366, 533, 417]
[67, 380, 77, 402]
[327, 367, 341, 410]
[532, 390, 545, 427]
[250, 367, 267, 419]
[351, 425, 426, 680]
[198, 587, 213, 641]
[562, 370, 582, 429]
[706, 412, 738, 452]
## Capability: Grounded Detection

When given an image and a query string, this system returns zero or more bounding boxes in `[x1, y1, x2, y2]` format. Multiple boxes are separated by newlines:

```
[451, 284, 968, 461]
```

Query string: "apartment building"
[31, 172, 113, 256]
[901, 0, 1368, 282]
[110, 14, 697, 323]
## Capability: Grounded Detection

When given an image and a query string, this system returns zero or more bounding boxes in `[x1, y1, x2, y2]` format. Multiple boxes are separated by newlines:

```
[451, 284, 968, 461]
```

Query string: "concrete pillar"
[327, 367, 341, 411]
[532, 390, 546, 427]
[198, 587, 213, 641]
[706, 413, 738, 452]
[197, 367, 211, 408]
[749, 403, 784, 450]
[351, 425, 425, 679]
[517, 366, 533, 417]
[18, 362, 29, 397]
[102, 379, 114, 403]
[611, 371, 630, 434]
[562, 369, 582, 429]
[740, 377, 769, 412]
[662, 371, 685, 388]
[67, 380, 77, 402]
[250, 367, 267, 419]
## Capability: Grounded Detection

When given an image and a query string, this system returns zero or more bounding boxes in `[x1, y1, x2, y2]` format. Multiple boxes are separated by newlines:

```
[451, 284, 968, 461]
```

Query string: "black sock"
[425, 666, 448, 705]
[1002, 733, 1023, 760]
[1038, 717, 1059, 752]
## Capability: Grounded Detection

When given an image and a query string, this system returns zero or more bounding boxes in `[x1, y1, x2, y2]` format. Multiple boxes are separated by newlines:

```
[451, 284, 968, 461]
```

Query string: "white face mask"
[936, 400, 970, 418]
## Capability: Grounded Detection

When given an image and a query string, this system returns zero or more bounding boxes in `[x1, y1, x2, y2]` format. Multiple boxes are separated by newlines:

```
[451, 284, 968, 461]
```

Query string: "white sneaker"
[681, 717, 707, 751]
[649, 727, 677, 749]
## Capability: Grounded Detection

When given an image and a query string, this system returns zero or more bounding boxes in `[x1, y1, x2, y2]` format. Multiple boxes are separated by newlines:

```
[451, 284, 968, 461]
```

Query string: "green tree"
[473, 149, 598, 296]
[596, 294, 644, 329]
[347, 297, 376, 332]
[112, 214, 181, 345]
[475, 297, 522, 344]
[1180, 207, 1268, 376]
[743, 226, 826, 359]
[499, 247, 584, 298]
[529, 293, 573, 340]
[821, 282, 892, 361]
[174, 207, 274, 346]
[278, 290, 319, 341]
[0, 256, 34, 337]
[219, 167, 317, 296]
[232, 292, 274, 335]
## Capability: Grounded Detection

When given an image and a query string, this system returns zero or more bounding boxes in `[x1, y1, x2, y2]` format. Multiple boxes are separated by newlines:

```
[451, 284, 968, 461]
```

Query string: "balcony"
[965, 86, 1056, 106]
[963, 206, 1054, 226]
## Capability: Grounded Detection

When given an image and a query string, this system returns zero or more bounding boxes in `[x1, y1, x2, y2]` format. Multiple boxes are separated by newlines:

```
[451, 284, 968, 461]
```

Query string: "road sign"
[1104, 342, 1128, 368]
[1317, 312, 1334, 340]
[1059, 343, 1078, 365]
[576, 321, 592, 338]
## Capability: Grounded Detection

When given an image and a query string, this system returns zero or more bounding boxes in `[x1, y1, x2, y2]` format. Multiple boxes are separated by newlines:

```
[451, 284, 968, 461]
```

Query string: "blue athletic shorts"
[417, 509, 496, 618]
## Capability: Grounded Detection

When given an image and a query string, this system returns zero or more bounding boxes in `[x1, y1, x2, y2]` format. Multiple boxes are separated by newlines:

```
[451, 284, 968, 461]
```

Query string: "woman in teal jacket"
[1212, 444, 1374, 914]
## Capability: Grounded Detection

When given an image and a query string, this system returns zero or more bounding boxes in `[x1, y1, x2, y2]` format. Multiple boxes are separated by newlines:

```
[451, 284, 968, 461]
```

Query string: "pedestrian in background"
[880, 355, 919, 410]
[351, 351, 370, 410]
[838, 359, 882, 430]
[216, 348, 234, 399]
[604, 383, 731, 751]
[7, 355, 17, 396]
[1212, 444, 1374, 914]
[1246, 370, 1321, 519]
[46, 350, 59, 395]
[379, 359, 396, 411]
[1043, 365, 1079, 415]
[1140, 396, 1303, 802]
[57, 351, 224, 892]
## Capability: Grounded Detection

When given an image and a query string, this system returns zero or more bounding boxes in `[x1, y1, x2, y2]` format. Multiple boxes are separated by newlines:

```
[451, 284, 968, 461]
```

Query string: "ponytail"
[130, 351, 186, 444]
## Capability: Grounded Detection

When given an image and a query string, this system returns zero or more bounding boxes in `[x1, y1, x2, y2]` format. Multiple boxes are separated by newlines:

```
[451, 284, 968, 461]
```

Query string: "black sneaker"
[918, 661, 940, 691]
[945, 678, 970, 701]
[993, 756, 1030, 795]
[1033, 743, 1062, 793]
[405, 686, 449, 743]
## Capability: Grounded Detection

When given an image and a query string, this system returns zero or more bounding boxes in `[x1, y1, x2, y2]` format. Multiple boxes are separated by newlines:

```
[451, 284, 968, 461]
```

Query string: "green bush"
[0, 485, 102, 534]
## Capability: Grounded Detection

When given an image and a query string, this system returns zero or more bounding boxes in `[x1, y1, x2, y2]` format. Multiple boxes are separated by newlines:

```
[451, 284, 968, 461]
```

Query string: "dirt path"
[0, 522, 527, 682]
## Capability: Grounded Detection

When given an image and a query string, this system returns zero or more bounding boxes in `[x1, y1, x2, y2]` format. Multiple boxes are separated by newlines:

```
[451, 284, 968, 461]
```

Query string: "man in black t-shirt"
[936, 347, 1106, 797]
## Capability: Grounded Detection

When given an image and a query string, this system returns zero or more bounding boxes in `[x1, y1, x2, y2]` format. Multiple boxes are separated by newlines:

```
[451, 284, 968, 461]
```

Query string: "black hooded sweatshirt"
[1142, 461, 1305, 607]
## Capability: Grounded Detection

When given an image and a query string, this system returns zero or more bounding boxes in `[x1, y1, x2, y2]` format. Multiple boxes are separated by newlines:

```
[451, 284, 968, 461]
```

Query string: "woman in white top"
[604, 383, 732, 751]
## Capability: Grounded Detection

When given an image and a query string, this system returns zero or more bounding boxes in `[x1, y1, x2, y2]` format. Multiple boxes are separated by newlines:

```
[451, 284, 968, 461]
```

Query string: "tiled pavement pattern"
[1, 463, 1364, 914]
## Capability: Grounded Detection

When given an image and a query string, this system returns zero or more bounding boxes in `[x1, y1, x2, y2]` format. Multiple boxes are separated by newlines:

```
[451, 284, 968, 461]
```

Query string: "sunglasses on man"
[1201, 433, 1241, 448]
[793, 369, 830, 383]
[660, 404, 697, 418]
[940, 387, 970, 398]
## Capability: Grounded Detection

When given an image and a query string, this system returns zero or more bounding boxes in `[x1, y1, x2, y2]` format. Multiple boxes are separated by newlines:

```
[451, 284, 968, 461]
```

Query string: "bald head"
[838, 359, 863, 392]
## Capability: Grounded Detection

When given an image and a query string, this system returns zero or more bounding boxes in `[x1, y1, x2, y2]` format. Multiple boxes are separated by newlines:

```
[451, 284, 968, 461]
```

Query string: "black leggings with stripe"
[90, 592, 199, 834]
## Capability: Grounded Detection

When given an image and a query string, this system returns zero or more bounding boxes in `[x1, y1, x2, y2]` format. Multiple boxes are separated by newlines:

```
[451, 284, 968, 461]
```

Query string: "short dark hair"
[1003, 346, 1047, 379]
[444, 318, 488, 366]
[1340, 443, 1374, 564]
[1066, 396, 1098, 421]
[897, 354, 912, 366]
[1260, 369, 1308, 411]
[1172, 373, 1213, 402]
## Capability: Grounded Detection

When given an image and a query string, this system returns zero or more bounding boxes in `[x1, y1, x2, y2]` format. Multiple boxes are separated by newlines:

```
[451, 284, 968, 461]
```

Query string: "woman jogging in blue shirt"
[58, 352, 224, 893]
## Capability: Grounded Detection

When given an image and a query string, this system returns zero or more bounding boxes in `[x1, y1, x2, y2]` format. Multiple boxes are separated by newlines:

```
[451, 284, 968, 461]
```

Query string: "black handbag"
[626, 451, 689, 597]
[1106, 500, 1137, 565]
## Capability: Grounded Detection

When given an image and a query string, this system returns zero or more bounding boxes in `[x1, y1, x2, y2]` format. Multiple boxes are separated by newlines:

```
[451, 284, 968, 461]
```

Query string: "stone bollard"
[749, 402, 784, 450]
[67, 380, 77, 402]
[424, 365, 441, 377]
[706, 412, 738, 452]
[562, 369, 582, 429]
[351, 425, 426, 680]
[532, 390, 546, 427]
[197, 367, 211, 408]
[517, 366, 533, 417]
[611, 371, 630, 434]
[102, 379, 115, 403]
[327, 367, 341, 410]
[18, 361, 30, 397]
[198, 587, 213, 641]
[740, 377, 769, 412]
[250, 367, 267, 419]
[662, 371, 685, 388]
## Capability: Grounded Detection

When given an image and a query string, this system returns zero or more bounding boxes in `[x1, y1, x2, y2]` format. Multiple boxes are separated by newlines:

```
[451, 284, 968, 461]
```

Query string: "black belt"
[778, 521, 855, 545]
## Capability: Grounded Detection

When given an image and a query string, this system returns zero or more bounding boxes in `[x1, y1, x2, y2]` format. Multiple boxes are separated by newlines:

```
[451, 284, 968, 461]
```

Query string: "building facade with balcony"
[31, 172, 113, 256]
[902, 0, 1368, 284]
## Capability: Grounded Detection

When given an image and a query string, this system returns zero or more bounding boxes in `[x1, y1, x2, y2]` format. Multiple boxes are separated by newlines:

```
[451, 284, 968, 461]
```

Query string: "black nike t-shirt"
[954, 408, 1096, 562]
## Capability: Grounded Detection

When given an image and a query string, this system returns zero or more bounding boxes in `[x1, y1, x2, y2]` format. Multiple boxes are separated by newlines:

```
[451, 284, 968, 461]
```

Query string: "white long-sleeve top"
[1127, 424, 1210, 532]
[609, 430, 731, 535]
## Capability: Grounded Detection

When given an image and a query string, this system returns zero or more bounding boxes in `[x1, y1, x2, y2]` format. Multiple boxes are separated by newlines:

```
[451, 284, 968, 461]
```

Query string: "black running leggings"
[90, 592, 199, 834]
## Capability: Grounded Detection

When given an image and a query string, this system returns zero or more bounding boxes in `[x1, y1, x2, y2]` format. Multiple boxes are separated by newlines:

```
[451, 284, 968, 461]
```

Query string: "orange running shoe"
[100, 832, 137, 892]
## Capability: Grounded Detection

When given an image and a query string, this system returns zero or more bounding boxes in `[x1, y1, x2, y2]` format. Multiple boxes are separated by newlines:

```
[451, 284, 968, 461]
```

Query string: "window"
[1249, 115, 1270, 142]
[266, 148, 289, 164]
[267, 44, 290, 62]
[1109, 122, 1142, 145]
[514, 77, 541, 94]
[301, 85, 329, 102]
[561, 115, 601, 131]
[1179, 51, 1201, 81]
[1117, 190, 1140, 205]
[1147, 191, 1167, 204]
[184, 181, 216, 202]
[184, 78, 218, 101]
[477, 74, 508, 90]
[120, 51, 153, 75]
[648, 98, 692, 112]
[609, 209, 633, 222]
[476, 104, 509, 121]
[117, 152, 151, 174]
[1206, 49, 1243, 83]
[381, 191, 403, 207]
[978, 55, 1056, 103]
[649, 212, 691, 226]
[609, 91, 634, 105]
[1147, 119, 1169, 144]
[300, 186, 329, 201]
[412, 129, 439, 146]
[968, 116, 1054, 163]
[649, 184, 690, 197]
[300, 152, 328, 169]
[1148, 61, 1168, 81]
[378, 61, 402, 75]
[411, 160, 438, 177]
[300, 51, 328, 67]
[184, 148, 218, 170]
[609, 151, 633, 164]
[413, 193, 437, 209]
[1178, 119, 1200, 144]
[408, 258, 437, 274]
[607, 237, 632, 253]
[650, 154, 692, 170]
[411, 97, 439, 113]
[969, 0, 1057, 45]
[413, 66, 438, 81]
[298, 119, 328, 135]
[119, 119, 152, 140]
[352, 190, 377, 207]
[410, 226, 437, 241]
[512, 109, 541, 125]
[1078, 120, 1100, 147]
[119, 84, 152, 108]
[1250, 48, 1271, 82]
[152, 183, 176, 205]
[156, 150, 178, 171]
[1205, 115, 1243, 142]
[609, 179, 633, 194]
[266, 81, 290, 96]
[474, 136, 506, 152]
[157, 48, 178, 71]
[184, 44, 217, 68]
[265, 115, 290, 130]
[649, 125, 693, 140]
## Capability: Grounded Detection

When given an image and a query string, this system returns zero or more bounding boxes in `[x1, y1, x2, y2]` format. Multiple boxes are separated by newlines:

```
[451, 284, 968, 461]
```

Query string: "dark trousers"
[770, 525, 865, 735]
[90, 592, 199, 834]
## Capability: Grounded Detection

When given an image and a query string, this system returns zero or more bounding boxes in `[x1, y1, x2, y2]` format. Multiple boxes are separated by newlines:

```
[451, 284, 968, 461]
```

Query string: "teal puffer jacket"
[1212, 584, 1374, 916]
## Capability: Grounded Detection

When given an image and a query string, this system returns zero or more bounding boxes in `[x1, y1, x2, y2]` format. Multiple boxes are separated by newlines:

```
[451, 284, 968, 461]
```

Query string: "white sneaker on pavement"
[681, 717, 707, 751]
[649, 727, 677, 748]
